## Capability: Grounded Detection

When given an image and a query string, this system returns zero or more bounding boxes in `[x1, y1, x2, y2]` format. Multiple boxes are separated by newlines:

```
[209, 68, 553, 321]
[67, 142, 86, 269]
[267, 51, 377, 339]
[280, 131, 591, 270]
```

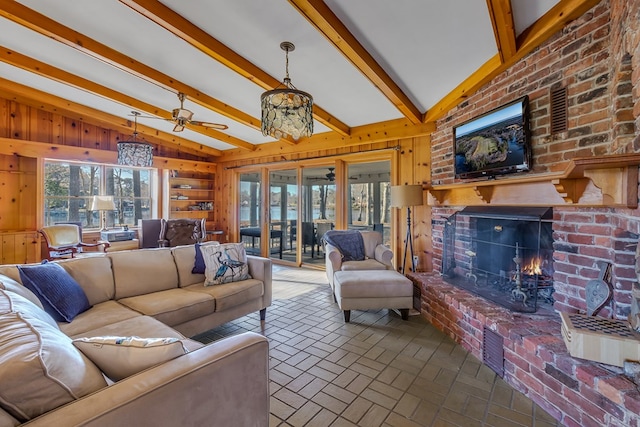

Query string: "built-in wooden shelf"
[428, 154, 640, 208]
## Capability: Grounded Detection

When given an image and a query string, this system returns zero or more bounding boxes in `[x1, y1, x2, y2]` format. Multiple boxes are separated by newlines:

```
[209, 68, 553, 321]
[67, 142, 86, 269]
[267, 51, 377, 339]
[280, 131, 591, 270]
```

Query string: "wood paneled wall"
[0, 96, 434, 271]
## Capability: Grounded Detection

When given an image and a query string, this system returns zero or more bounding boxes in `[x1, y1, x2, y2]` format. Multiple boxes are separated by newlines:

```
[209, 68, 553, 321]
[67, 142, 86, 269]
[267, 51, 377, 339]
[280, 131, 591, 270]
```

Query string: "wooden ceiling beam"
[0, 77, 223, 158]
[0, 137, 217, 172]
[0, 1, 258, 151]
[486, 0, 517, 62]
[118, 0, 350, 137]
[220, 118, 434, 162]
[424, 0, 601, 124]
[288, 0, 423, 125]
[0, 46, 249, 151]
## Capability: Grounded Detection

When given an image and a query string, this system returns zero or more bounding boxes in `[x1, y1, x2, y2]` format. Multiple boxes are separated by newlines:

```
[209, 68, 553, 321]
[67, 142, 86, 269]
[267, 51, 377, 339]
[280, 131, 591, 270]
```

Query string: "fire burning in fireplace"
[441, 207, 554, 313]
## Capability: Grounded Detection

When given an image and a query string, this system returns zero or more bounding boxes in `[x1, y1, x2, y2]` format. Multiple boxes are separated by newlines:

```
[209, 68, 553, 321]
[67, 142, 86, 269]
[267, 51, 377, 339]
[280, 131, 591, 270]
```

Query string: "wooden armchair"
[40, 224, 110, 260]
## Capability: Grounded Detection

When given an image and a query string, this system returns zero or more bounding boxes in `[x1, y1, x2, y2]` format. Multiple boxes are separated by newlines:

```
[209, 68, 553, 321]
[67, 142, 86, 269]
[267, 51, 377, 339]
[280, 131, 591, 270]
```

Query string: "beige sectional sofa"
[0, 244, 272, 427]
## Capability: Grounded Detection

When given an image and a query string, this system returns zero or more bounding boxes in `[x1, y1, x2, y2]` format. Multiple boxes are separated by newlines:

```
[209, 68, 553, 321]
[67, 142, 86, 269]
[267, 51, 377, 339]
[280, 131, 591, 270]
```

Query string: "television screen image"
[454, 96, 531, 179]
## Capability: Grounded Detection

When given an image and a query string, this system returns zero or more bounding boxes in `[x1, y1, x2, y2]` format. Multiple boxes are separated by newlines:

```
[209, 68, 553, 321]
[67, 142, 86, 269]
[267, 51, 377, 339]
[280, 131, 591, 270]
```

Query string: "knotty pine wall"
[0, 97, 434, 271]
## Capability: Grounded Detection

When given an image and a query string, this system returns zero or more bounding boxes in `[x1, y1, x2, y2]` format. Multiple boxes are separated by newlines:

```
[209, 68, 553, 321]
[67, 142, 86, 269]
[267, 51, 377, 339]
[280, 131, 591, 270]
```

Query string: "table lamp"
[391, 184, 423, 274]
[90, 195, 116, 231]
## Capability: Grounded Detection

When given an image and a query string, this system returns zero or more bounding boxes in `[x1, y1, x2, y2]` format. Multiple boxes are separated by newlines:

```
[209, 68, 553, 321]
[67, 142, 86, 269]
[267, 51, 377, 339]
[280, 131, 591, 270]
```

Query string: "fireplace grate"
[483, 327, 504, 377]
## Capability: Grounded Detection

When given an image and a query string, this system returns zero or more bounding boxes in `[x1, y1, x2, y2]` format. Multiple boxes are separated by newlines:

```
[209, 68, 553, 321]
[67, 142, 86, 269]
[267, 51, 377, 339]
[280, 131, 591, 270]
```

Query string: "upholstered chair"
[158, 218, 206, 247]
[324, 230, 393, 291]
[40, 224, 110, 260]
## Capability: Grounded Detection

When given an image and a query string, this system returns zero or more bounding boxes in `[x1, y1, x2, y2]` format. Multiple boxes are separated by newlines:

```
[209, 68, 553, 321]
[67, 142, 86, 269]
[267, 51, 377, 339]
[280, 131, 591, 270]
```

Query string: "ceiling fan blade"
[190, 121, 228, 130]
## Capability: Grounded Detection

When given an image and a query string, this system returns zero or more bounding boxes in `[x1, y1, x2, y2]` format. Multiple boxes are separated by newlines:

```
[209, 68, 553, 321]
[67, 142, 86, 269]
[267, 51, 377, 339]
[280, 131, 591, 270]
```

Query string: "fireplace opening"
[441, 207, 554, 313]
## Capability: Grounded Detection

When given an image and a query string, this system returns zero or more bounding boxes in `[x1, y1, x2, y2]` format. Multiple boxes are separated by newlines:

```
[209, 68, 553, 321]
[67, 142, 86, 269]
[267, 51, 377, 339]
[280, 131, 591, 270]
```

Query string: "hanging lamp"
[261, 41, 313, 140]
[117, 111, 153, 167]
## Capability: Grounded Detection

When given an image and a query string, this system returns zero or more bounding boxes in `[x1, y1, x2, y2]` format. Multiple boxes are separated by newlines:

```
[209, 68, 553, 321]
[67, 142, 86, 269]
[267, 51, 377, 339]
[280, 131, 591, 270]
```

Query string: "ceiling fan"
[136, 92, 228, 132]
[308, 168, 357, 182]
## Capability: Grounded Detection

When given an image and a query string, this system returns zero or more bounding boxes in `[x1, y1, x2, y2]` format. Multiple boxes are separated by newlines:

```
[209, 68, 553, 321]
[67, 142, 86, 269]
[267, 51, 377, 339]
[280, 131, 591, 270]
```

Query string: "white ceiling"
[1, 0, 563, 154]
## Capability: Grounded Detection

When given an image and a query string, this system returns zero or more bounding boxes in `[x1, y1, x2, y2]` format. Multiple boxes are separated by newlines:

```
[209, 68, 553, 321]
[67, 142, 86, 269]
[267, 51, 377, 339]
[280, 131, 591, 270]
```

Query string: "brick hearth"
[409, 272, 640, 427]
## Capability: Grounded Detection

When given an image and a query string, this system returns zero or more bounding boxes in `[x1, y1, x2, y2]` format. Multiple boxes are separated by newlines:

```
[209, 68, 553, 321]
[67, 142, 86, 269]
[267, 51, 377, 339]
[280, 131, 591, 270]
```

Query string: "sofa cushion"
[185, 278, 263, 312]
[0, 289, 58, 329]
[58, 300, 143, 338]
[0, 309, 107, 421]
[201, 243, 250, 286]
[0, 274, 43, 310]
[73, 336, 187, 381]
[118, 288, 215, 327]
[17, 262, 91, 322]
[171, 242, 219, 287]
[109, 248, 179, 299]
[58, 256, 115, 305]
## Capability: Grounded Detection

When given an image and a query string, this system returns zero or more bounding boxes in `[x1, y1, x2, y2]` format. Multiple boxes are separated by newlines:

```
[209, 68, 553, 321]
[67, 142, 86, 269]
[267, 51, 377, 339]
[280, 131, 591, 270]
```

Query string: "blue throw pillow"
[18, 262, 91, 322]
[192, 242, 207, 274]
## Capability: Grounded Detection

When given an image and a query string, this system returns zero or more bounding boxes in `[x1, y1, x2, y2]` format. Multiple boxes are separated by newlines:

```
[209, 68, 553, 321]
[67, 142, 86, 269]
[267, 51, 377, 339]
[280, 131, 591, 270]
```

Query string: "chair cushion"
[341, 259, 389, 271]
[0, 309, 106, 421]
[73, 336, 187, 381]
[17, 262, 91, 323]
[201, 243, 250, 286]
[324, 230, 366, 261]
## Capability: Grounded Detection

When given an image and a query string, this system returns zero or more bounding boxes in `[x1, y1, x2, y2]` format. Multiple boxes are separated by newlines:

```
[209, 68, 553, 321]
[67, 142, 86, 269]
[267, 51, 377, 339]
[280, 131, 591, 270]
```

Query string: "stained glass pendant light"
[261, 41, 313, 140]
[117, 111, 153, 167]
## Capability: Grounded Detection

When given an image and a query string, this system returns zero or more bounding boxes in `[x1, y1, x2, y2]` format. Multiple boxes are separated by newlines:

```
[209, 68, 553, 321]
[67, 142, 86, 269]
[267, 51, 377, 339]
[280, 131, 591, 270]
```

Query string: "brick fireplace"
[416, 1, 640, 425]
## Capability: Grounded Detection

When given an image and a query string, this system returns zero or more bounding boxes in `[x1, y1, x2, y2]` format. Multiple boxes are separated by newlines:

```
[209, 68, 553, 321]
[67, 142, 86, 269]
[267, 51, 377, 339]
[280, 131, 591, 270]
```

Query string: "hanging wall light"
[117, 111, 154, 167]
[261, 41, 313, 141]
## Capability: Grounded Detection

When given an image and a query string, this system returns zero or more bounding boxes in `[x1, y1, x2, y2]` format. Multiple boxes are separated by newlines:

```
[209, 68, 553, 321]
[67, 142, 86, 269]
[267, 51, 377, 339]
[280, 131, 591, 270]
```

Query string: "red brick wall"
[422, 1, 640, 425]
[429, 0, 640, 321]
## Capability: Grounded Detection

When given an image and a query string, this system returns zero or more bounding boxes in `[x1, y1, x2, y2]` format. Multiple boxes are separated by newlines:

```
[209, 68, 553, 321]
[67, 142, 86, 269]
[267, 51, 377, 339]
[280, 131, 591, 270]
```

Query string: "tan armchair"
[325, 230, 393, 291]
[40, 224, 110, 260]
[158, 218, 206, 247]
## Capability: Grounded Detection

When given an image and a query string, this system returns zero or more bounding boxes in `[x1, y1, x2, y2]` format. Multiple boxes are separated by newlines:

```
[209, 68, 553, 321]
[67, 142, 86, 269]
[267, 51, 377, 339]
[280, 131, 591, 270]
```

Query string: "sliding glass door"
[301, 166, 336, 265]
[269, 169, 297, 262]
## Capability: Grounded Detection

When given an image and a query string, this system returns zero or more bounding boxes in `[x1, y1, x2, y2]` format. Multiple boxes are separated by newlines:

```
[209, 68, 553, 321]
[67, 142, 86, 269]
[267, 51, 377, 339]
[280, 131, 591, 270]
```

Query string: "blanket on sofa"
[323, 230, 365, 261]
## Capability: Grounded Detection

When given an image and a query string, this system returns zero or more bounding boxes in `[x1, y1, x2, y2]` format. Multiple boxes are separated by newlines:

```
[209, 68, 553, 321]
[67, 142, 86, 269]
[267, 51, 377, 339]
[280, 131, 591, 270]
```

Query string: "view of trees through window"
[44, 161, 153, 229]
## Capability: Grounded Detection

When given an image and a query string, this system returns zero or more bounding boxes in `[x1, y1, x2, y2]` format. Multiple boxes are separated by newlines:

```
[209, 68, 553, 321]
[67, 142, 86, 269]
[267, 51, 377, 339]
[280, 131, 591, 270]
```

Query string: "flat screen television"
[454, 95, 531, 179]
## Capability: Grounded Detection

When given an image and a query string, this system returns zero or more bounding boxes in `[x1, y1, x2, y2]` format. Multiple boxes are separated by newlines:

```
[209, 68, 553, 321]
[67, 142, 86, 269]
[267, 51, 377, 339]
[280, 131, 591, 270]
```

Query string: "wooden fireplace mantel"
[427, 154, 640, 208]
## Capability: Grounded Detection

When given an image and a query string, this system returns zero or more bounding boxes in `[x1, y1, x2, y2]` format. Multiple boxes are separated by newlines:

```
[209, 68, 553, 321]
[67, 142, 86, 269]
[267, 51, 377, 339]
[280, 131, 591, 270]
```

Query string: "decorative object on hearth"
[585, 260, 612, 316]
[117, 111, 153, 167]
[261, 41, 313, 140]
[560, 311, 640, 367]
[90, 195, 116, 231]
[391, 184, 423, 274]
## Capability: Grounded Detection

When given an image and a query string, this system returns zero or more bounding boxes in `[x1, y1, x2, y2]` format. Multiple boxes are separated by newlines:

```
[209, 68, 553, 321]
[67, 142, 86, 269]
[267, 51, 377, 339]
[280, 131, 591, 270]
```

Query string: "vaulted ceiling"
[0, 0, 600, 159]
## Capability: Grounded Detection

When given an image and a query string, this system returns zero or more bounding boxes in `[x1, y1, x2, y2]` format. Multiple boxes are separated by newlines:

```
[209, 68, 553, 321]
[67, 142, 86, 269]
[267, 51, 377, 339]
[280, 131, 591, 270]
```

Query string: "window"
[44, 161, 153, 229]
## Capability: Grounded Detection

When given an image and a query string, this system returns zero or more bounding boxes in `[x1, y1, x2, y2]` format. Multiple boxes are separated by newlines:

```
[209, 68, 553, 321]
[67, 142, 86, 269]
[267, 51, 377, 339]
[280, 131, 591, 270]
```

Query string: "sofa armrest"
[23, 332, 269, 427]
[374, 244, 393, 269]
[325, 243, 342, 288]
[247, 255, 272, 309]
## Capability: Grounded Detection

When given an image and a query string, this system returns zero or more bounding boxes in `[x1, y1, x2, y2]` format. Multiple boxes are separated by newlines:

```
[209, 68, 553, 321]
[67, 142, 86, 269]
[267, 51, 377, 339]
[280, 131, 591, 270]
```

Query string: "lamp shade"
[390, 185, 423, 208]
[90, 195, 116, 211]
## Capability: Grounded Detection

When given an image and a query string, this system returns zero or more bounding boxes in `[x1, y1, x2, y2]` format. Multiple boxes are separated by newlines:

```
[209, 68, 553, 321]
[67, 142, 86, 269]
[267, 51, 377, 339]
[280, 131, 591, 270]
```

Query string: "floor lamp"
[391, 185, 424, 274]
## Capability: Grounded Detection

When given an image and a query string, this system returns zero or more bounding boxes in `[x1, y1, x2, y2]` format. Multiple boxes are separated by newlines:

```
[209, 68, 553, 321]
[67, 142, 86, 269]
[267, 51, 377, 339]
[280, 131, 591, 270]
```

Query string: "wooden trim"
[0, 1, 257, 151]
[120, 0, 350, 137]
[0, 137, 217, 173]
[288, 0, 423, 125]
[0, 79, 223, 158]
[428, 154, 640, 208]
[486, 0, 517, 62]
[424, 0, 601, 124]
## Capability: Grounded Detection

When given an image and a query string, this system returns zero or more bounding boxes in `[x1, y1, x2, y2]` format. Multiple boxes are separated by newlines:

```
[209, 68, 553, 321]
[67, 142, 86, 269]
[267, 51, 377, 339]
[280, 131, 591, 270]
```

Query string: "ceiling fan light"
[173, 123, 185, 132]
[261, 42, 313, 141]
